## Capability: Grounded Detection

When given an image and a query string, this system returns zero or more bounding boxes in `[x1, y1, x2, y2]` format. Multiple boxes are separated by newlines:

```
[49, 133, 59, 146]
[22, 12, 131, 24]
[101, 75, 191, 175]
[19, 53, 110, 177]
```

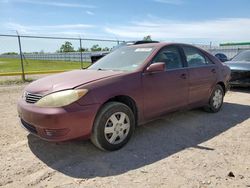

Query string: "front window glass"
[152, 46, 183, 70]
[88, 46, 155, 71]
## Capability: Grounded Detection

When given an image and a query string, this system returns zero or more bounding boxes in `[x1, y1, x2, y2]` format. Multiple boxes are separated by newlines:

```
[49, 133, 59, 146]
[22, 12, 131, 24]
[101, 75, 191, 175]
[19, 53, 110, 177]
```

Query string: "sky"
[0, 0, 250, 52]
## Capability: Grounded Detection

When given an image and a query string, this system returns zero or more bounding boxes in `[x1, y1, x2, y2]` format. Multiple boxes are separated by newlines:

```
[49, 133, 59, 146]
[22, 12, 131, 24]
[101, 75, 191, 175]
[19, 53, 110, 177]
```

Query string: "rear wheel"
[91, 102, 135, 151]
[204, 84, 224, 113]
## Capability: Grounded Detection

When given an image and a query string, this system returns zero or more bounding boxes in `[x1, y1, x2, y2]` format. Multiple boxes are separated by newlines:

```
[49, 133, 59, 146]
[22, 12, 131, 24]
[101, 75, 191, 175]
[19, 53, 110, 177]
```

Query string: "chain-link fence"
[0, 51, 109, 62]
[194, 43, 249, 59]
[0, 34, 122, 80]
[1, 34, 250, 81]
[205, 45, 250, 59]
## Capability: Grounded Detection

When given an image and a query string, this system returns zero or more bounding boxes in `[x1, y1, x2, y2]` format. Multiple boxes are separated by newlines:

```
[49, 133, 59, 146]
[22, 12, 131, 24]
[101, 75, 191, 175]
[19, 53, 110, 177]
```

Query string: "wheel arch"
[103, 95, 138, 124]
[216, 81, 226, 94]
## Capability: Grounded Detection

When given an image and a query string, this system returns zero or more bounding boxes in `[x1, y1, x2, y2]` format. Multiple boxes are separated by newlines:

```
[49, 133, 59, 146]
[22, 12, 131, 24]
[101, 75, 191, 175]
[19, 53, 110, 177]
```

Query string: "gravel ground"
[0, 84, 249, 188]
[0, 75, 50, 83]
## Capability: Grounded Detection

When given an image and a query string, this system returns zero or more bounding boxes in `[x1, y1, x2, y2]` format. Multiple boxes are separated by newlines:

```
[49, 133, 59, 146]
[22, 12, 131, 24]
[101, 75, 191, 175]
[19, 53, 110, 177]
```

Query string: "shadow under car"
[27, 102, 250, 179]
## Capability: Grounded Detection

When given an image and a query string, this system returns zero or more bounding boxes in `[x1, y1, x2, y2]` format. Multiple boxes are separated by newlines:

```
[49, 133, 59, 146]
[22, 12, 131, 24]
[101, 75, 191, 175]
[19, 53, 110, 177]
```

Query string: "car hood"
[25, 69, 124, 94]
[226, 61, 250, 71]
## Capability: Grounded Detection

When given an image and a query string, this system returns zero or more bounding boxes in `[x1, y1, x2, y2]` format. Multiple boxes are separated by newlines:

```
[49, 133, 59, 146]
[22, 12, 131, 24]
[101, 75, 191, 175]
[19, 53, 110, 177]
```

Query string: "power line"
[0, 34, 124, 43]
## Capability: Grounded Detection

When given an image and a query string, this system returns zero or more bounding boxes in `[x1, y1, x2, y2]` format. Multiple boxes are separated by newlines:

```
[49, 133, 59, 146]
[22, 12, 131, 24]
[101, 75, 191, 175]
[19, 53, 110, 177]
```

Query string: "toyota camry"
[18, 43, 231, 151]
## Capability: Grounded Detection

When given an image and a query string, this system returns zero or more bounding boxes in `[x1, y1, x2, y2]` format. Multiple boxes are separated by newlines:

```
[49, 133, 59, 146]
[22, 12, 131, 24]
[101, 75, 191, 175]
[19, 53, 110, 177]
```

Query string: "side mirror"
[146, 62, 165, 73]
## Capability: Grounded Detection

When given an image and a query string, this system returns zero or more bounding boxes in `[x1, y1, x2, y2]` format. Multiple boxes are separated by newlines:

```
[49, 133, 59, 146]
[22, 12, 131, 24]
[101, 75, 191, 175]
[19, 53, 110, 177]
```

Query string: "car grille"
[25, 92, 43, 104]
[21, 119, 37, 134]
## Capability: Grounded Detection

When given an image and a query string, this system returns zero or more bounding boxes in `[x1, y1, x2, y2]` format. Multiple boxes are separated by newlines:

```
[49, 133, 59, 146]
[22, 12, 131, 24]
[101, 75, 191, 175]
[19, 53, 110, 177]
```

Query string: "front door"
[142, 45, 188, 120]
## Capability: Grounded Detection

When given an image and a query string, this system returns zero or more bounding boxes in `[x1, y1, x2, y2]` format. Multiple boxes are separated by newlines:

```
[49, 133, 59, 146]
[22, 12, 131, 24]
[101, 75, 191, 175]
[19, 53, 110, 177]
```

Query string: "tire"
[204, 84, 224, 113]
[91, 102, 135, 151]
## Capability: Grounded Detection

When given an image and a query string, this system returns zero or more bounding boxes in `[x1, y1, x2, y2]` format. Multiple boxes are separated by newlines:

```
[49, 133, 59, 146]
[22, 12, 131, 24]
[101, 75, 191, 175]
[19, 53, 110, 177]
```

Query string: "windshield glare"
[232, 51, 250, 62]
[88, 46, 155, 71]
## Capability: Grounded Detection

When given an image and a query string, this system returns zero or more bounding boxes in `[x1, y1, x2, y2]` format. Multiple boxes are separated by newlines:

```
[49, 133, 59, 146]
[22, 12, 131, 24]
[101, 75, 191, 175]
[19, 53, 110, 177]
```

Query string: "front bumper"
[230, 70, 250, 87]
[17, 99, 100, 141]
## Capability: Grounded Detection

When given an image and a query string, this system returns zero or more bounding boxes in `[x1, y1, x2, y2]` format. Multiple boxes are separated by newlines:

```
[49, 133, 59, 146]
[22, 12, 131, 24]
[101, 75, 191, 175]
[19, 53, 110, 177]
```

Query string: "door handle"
[180, 73, 187, 79]
[211, 68, 216, 73]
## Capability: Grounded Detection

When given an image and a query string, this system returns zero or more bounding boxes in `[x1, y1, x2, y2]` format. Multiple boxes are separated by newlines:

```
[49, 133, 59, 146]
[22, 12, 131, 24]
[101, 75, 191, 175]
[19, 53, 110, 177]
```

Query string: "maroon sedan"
[18, 43, 231, 151]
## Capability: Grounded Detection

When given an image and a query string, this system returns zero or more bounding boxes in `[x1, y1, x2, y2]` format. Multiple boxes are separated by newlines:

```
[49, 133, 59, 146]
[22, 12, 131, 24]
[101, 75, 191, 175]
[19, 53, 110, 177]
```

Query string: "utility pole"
[209, 41, 212, 49]
[16, 31, 25, 81]
[79, 38, 83, 69]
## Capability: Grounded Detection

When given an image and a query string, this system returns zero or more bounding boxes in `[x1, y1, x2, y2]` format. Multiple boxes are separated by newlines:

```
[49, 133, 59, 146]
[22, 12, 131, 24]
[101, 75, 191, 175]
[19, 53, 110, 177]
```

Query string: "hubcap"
[104, 112, 130, 144]
[212, 89, 223, 109]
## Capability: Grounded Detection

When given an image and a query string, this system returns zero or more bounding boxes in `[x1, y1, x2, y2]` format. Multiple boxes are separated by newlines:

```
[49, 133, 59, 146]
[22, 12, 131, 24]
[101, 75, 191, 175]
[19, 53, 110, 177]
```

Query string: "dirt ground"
[0, 84, 249, 188]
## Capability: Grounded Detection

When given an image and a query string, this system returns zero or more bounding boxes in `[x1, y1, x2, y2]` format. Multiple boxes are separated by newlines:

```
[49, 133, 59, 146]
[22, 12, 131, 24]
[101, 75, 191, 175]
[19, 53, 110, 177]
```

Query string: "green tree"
[59, 41, 75, 52]
[2, 52, 18, 55]
[143, 35, 152, 41]
[91, 44, 102, 52]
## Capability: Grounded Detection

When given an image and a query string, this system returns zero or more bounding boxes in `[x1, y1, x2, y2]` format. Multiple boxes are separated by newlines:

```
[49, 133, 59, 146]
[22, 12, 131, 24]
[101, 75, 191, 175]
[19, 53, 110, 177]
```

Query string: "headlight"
[35, 89, 88, 108]
[22, 91, 27, 99]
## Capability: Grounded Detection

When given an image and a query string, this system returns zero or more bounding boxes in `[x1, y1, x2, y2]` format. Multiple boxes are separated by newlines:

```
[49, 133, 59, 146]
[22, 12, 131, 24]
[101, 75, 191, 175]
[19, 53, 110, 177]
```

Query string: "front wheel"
[91, 102, 135, 151]
[204, 84, 224, 113]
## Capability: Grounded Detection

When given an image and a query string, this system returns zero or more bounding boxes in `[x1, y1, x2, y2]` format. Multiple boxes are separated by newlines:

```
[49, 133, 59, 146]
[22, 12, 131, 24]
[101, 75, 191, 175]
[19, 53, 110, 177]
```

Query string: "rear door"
[142, 45, 188, 120]
[181, 45, 217, 106]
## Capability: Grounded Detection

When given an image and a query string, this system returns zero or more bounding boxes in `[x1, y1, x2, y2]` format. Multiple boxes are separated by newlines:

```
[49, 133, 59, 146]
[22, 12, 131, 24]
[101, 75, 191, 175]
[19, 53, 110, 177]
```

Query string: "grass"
[0, 58, 91, 73]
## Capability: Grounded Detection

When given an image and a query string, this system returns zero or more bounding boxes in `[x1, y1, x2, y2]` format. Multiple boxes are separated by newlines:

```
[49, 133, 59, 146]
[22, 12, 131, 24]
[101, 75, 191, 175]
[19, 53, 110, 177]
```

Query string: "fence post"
[17, 35, 25, 81]
[79, 38, 83, 69]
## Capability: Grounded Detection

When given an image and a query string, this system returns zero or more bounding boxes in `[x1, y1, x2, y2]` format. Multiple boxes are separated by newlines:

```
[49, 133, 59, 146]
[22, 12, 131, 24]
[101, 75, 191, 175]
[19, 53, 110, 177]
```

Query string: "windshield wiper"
[96, 68, 119, 71]
[97, 68, 113, 71]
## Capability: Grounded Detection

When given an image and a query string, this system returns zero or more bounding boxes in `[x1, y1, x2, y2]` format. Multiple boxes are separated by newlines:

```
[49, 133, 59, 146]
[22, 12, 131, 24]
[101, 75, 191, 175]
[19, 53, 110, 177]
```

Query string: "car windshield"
[88, 46, 155, 71]
[232, 51, 250, 62]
